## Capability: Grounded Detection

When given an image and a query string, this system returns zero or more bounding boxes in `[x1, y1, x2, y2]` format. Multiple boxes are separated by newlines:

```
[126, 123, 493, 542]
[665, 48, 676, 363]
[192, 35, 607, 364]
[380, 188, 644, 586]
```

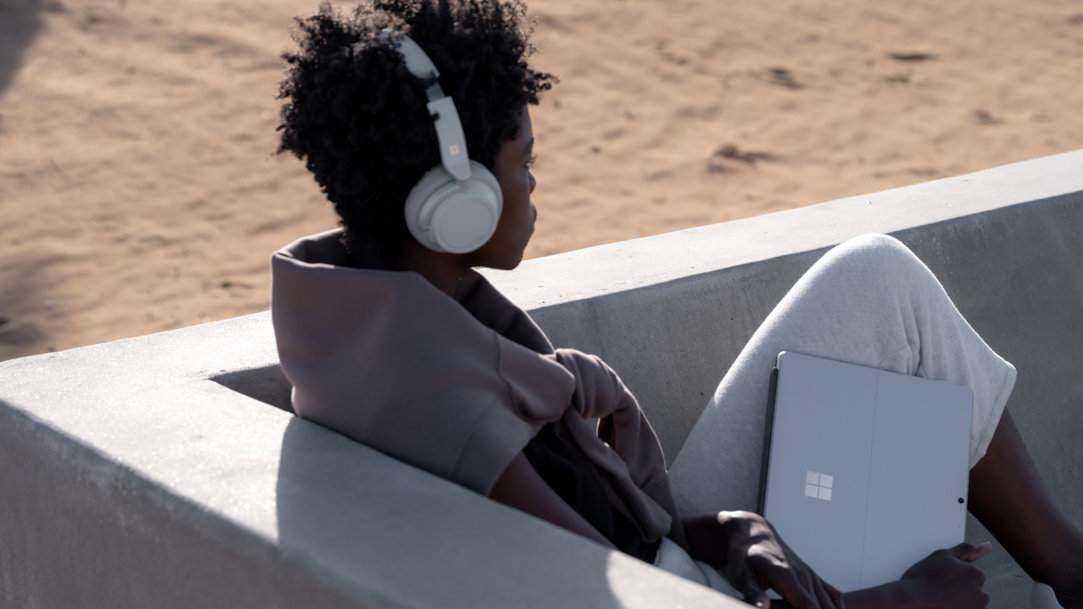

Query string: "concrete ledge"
[3, 149, 1082, 607]
[0, 314, 735, 608]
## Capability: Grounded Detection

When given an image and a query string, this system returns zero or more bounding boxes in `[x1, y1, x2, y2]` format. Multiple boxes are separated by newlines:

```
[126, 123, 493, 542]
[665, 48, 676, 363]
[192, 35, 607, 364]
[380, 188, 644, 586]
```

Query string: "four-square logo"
[805, 471, 833, 501]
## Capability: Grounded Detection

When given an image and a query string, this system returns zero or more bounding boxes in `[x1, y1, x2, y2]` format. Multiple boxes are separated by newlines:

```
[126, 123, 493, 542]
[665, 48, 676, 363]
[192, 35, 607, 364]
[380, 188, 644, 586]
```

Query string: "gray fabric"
[653, 536, 740, 597]
[657, 234, 1015, 595]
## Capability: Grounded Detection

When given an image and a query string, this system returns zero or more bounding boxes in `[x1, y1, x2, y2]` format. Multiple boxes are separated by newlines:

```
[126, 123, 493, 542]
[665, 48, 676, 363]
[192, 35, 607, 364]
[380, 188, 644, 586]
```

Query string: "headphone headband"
[391, 34, 440, 83]
[388, 33, 471, 181]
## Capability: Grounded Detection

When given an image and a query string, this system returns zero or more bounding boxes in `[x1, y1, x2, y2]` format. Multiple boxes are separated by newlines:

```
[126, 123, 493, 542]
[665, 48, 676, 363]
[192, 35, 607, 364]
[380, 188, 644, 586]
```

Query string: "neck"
[349, 238, 471, 298]
[392, 240, 471, 297]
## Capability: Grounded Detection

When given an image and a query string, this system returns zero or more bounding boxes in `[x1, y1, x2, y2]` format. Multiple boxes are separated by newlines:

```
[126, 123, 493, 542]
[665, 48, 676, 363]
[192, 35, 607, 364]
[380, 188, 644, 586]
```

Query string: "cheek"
[516, 171, 534, 202]
[499, 173, 529, 208]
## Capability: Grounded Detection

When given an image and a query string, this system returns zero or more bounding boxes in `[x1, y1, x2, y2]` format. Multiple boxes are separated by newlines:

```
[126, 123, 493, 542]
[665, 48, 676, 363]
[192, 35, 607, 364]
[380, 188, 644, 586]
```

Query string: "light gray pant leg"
[669, 234, 1017, 514]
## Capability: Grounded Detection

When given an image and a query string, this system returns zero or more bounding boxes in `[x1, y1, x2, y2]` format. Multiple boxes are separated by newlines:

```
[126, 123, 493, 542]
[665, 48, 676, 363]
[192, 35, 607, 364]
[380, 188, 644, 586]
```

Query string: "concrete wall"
[2, 149, 1081, 607]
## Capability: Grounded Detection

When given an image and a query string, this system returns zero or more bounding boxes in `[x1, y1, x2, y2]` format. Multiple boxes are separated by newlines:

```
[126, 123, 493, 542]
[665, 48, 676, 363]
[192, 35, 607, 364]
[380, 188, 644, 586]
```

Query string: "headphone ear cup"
[404, 160, 503, 254]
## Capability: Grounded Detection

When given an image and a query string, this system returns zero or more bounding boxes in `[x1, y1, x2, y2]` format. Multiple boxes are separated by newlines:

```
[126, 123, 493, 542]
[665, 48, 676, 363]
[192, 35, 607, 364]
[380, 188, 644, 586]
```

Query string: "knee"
[818, 234, 932, 289]
[837, 233, 911, 258]
[832, 233, 921, 269]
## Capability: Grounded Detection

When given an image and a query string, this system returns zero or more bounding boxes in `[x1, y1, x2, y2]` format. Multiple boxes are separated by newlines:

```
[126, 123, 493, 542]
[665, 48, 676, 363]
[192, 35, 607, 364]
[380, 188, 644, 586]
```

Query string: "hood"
[270, 229, 575, 494]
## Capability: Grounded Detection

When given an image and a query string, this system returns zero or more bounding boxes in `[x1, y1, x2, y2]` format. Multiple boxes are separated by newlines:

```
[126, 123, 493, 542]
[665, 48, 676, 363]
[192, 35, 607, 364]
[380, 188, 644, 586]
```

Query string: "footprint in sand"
[764, 67, 803, 90]
[707, 144, 777, 173]
[888, 52, 937, 62]
[973, 109, 1001, 125]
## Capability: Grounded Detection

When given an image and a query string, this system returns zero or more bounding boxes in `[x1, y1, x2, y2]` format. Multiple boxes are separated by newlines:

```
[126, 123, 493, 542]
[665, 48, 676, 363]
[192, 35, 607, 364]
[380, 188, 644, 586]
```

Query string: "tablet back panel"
[761, 352, 972, 591]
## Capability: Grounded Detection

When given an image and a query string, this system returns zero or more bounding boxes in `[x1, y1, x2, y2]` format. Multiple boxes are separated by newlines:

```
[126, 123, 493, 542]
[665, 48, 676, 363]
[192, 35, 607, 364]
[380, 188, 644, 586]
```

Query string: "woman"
[271, 1, 1083, 606]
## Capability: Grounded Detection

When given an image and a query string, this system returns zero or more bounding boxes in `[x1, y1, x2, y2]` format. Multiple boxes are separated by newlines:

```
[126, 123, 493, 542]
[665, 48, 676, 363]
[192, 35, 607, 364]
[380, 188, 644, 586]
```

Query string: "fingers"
[723, 511, 843, 609]
[818, 579, 845, 609]
[739, 569, 842, 609]
[808, 577, 844, 609]
[736, 575, 772, 609]
[951, 541, 993, 562]
[746, 558, 842, 609]
[746, 591, 771, 609]
[774, 554, 843, 609]
[733, 565, 768, 608]
[767, 570, 825, 609]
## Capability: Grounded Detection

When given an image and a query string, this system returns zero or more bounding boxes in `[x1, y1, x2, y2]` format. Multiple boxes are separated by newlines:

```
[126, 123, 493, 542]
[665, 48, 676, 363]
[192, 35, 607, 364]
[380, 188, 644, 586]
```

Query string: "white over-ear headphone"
[390, 33, 503, 254]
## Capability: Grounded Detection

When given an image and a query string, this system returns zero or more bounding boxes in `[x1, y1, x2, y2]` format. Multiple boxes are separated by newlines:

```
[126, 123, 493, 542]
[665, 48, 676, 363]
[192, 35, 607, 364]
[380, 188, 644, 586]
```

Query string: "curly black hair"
[277, 0, 554, 263]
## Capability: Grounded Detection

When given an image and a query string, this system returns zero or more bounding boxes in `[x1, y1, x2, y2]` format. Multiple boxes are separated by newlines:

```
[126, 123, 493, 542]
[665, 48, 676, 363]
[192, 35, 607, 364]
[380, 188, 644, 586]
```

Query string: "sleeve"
[550, 348, 673, 503]
[445, 336, 578, 495]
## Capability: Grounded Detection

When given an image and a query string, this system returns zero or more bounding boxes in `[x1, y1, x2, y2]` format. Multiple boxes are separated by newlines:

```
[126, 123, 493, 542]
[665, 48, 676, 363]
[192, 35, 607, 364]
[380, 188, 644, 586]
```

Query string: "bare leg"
[968, 409, 1083, 608]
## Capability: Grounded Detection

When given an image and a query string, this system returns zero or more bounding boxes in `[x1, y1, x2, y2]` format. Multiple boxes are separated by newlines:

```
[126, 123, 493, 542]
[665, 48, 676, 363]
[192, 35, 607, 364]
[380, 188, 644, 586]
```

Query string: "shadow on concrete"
[210, 364, 293, 413]
[275, 417, 627, 608]
[0, 0, 45, 98]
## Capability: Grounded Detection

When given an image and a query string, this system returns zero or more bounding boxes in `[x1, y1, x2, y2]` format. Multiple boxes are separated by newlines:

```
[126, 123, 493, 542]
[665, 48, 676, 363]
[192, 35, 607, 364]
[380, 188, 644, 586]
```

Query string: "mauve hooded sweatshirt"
[271, 229, 680, 544]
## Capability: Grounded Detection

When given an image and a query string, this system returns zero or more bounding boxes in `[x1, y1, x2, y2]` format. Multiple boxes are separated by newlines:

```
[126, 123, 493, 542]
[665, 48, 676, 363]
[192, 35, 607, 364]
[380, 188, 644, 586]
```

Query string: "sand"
[2, 0, 1082, 362]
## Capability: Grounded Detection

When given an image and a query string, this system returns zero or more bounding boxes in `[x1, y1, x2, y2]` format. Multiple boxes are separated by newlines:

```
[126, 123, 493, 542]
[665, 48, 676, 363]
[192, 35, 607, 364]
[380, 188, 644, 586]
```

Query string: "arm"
[682, 510, 992, 609]
[489, 451, 616, 549]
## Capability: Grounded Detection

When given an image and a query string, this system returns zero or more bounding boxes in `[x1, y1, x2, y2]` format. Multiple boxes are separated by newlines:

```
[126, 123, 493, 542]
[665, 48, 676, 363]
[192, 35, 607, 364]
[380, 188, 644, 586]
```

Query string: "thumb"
[951, 541, 993, 562]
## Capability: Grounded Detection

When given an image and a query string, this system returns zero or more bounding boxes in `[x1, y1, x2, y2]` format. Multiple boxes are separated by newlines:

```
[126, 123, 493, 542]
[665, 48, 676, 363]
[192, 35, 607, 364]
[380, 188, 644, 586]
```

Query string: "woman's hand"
[897, 542, 992, 609]
[683, 510, 844, 608]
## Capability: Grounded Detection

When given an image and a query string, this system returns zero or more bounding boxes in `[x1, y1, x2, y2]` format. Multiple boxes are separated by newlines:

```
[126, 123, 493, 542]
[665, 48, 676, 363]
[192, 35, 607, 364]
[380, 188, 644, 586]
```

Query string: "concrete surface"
[2, 148, 1082, 607]
[0, 313, 737, 609]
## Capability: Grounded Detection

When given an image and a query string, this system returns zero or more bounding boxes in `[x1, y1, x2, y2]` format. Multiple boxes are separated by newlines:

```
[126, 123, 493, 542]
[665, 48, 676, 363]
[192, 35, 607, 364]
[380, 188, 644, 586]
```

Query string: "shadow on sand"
[0, 0, 45, 97]
[0, 0, 49, 362]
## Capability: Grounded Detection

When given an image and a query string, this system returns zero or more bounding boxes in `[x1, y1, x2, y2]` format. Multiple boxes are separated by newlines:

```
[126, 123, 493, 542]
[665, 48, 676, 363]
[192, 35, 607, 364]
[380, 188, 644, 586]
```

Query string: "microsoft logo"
[805, 471, 833, 501]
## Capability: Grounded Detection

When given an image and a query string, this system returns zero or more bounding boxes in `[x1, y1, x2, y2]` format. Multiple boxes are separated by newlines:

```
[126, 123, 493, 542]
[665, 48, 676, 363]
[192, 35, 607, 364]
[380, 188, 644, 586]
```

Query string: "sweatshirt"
[271, 229, 679, 545]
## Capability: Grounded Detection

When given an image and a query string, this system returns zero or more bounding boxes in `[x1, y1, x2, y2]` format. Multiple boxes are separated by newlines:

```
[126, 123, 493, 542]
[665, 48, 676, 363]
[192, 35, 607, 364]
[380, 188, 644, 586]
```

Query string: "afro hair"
[277, 0, 554, 263]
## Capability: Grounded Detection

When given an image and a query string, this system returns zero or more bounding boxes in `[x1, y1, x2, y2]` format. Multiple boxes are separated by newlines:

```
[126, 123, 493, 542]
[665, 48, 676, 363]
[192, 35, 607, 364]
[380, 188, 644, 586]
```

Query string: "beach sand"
[2, 0, 1082, 361]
